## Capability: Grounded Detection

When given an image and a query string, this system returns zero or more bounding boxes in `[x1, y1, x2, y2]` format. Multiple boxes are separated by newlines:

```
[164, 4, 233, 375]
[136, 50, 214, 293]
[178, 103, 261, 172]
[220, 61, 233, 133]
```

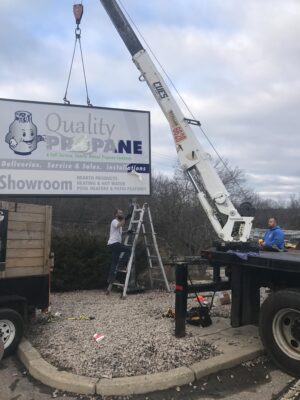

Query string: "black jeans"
[107, 242, 131, 283]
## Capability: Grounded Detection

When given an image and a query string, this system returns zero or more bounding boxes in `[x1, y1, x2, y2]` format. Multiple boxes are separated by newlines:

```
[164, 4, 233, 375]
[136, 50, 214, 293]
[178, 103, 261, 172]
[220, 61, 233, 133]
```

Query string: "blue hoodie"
[263, 226, 285, 249]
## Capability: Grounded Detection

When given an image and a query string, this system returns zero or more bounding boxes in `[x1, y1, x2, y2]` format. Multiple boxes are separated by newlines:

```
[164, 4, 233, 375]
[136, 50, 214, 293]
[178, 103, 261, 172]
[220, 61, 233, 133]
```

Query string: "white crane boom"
[99, 0, 253, 242]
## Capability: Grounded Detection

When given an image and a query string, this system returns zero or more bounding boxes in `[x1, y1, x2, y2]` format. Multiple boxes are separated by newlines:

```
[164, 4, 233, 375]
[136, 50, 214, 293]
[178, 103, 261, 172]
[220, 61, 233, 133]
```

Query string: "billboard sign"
[0, 99, 150, 196]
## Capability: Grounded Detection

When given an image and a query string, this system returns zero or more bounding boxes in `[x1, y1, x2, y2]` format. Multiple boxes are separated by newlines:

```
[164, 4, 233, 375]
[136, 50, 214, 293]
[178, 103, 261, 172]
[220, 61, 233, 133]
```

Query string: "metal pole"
[175, 262, 188, 338]
[213, 264, 221, 283]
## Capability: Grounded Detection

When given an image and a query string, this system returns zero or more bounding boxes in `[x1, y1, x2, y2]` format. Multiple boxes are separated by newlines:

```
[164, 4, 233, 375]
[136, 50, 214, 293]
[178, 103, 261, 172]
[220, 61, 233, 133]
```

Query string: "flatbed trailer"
[174, 248, 300, 377]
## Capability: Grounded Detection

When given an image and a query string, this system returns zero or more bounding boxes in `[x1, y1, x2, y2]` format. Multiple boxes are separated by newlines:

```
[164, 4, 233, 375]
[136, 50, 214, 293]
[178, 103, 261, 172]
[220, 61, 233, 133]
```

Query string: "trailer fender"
[259, 289, 300, 377]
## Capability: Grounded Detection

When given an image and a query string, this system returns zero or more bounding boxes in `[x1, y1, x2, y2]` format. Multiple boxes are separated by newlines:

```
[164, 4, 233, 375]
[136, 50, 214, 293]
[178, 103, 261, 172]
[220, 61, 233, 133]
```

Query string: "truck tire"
[0, 308, 24, 357]
[259, 290, 300, 377]
[0, 337, 4, 361]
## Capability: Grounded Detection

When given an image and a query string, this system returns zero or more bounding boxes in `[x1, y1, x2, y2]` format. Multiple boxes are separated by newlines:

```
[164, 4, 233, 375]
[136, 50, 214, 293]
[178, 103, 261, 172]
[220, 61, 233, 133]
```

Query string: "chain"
[63, 4, 92, 107]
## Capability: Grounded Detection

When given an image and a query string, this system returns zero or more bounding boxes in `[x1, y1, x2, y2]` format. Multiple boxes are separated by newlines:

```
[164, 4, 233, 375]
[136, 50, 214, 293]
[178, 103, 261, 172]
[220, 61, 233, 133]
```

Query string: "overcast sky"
[1, 0, 300, 201]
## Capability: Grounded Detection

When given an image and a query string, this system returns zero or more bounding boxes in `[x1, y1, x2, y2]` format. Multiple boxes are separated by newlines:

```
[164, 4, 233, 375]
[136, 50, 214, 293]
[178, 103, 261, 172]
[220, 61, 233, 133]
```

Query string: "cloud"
[0, 0, 300, 199]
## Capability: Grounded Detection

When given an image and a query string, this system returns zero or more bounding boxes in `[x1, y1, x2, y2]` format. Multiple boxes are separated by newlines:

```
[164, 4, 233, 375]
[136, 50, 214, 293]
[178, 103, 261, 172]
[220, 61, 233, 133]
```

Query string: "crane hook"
[73, 4, 84, 26]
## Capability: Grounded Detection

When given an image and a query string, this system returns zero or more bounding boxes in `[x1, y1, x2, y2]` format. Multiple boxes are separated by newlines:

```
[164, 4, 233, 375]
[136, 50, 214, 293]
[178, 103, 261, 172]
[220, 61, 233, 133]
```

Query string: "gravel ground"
[26, 290, 221, 378]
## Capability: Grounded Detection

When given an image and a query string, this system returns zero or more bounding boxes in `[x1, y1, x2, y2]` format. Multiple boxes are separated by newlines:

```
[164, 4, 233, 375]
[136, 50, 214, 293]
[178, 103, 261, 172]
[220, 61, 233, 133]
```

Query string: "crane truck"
[99, 0, 300, 378]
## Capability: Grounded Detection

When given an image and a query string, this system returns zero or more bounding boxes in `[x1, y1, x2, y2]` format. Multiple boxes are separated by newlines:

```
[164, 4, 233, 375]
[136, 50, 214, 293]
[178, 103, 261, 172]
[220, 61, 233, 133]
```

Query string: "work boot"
[106, 282, 113, 295]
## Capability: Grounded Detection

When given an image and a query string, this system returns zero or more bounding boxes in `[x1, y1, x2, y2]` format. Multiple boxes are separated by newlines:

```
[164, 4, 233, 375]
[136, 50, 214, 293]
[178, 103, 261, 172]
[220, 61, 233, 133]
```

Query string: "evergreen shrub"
[51, 233, 110, 291]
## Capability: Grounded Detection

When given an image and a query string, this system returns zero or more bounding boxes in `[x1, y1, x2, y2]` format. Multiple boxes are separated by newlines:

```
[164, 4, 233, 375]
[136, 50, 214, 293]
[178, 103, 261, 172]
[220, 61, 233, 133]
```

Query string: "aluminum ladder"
[109, 202, 170, 298]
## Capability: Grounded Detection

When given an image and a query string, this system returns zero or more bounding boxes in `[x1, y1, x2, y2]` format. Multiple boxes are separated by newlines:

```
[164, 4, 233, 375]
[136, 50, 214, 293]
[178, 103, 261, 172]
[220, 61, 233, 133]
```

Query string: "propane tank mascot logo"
[5, 111, 45, 155]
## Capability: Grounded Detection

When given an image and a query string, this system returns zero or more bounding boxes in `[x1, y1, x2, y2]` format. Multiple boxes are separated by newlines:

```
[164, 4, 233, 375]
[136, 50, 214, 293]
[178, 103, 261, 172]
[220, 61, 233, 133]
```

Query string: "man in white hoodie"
[107, 209, 131, 286]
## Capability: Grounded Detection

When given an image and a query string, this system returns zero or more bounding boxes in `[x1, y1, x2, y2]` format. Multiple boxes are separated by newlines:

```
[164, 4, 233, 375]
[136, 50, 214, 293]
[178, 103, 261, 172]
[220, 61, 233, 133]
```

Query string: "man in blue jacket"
[262, 217, 285, 251]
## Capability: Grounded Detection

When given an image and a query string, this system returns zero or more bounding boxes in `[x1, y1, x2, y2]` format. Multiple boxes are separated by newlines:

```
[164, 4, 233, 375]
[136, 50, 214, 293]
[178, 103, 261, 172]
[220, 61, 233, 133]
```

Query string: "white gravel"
[26, 290, 220, 378]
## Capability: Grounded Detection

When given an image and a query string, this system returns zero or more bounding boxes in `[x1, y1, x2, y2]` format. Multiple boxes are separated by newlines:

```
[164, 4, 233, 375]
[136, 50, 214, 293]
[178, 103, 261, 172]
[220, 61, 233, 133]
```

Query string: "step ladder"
[108, 202, 171, 298]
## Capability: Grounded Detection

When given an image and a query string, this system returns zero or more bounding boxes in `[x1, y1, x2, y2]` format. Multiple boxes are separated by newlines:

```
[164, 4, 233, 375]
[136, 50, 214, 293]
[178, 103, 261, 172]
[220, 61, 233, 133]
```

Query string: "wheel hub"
[272, 308, 300, 360]
[0, 320, 16, 349]
[291, 318, 300, 342]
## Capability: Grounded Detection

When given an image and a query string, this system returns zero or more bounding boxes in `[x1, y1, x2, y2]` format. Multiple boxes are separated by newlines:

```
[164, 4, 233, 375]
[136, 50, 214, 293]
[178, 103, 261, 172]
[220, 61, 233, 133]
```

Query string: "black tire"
[259, 290, 300, 377]
[0, 337, 4, 361]
[0, 308, 24, 358]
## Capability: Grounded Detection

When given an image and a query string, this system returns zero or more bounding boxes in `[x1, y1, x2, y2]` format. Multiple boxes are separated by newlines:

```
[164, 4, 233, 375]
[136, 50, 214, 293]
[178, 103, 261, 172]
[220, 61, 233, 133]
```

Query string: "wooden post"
[175, 262, 188, 338]
[43, 206, 52, 274]
[0, 208, 8, 274]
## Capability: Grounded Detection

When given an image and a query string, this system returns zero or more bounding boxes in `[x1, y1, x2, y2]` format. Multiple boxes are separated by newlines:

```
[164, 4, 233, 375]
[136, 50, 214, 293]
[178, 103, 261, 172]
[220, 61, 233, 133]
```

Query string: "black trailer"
[174, 249, 300, 377]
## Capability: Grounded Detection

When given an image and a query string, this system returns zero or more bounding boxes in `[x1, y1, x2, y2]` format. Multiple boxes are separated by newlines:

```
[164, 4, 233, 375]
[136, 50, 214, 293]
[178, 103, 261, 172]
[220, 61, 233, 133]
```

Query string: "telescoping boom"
[99, 0, 253, 242]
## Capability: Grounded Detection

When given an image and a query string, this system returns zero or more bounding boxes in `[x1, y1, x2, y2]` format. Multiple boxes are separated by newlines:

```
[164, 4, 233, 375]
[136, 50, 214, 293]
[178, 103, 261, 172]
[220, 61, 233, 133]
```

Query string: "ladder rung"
[131, 219, 141, 223]
[113, 282, 124, 287]
[117, 269, 127, 273]
[149, 255, 158, 259]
